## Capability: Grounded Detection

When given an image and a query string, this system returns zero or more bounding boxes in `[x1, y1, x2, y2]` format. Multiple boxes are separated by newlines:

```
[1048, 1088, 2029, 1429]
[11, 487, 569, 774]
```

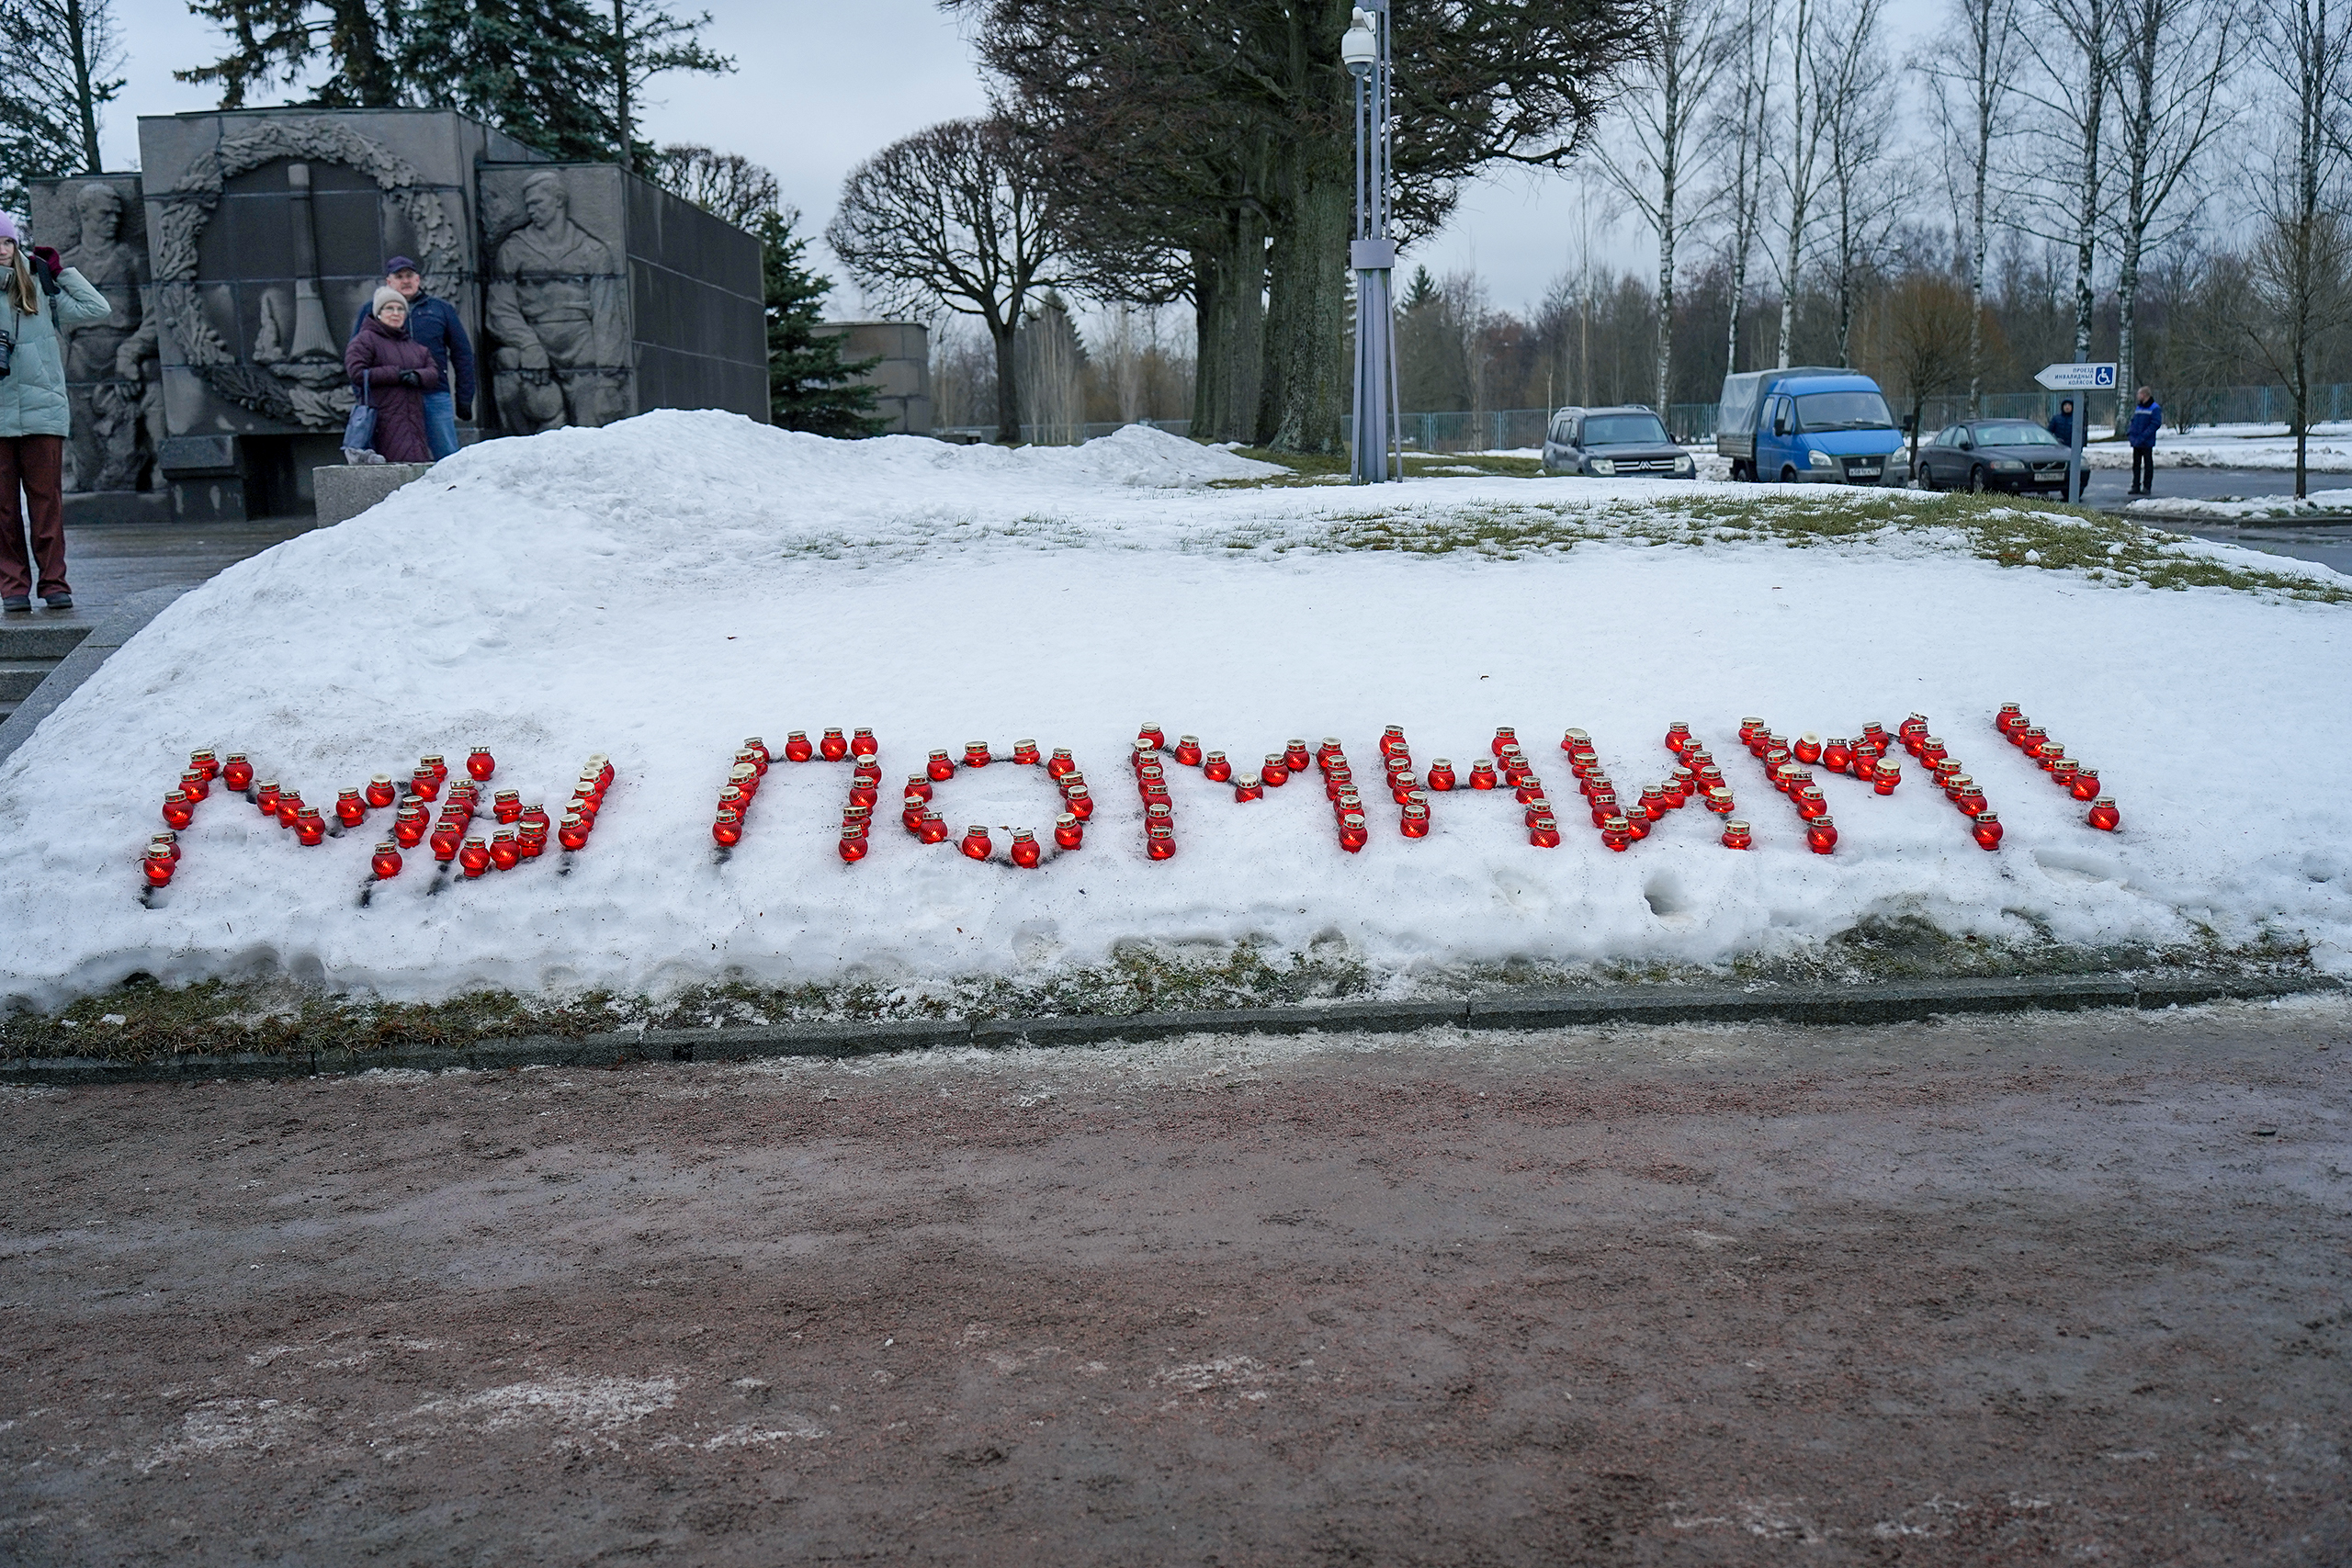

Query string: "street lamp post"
[1343, 5, 1400, 483]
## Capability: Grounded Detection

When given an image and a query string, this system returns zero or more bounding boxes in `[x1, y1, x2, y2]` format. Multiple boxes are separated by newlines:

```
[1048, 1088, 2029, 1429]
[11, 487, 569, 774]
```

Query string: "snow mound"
[0, 411, 2346, 1008]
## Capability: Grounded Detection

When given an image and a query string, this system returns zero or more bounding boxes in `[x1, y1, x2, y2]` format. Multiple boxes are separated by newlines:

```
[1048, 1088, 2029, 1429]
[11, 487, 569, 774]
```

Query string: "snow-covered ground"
[2128, 490, 2352, 519]
[2079, 429, 2352, 471]
[0, 413, 2346, 1009]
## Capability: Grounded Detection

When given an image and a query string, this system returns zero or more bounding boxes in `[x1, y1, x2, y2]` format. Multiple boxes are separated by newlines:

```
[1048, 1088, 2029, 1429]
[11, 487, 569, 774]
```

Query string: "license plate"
[1849, 466, 1881, 478]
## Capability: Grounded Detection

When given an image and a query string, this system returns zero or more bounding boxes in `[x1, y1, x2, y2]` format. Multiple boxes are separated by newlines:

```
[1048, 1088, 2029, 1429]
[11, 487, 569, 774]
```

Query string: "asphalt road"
[5, 998, 2347, 1565]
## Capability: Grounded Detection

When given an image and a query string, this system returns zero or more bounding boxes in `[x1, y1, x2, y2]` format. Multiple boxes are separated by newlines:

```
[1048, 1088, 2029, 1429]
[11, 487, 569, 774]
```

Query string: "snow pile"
[0, 409, 2347, 1009]
[2085, 431, 2352, 472]
[2127, 490, 2352, 519]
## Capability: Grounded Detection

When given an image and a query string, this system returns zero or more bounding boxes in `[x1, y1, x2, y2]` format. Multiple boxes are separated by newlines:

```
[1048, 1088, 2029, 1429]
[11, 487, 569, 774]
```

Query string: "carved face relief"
[524, 179, 567, 231]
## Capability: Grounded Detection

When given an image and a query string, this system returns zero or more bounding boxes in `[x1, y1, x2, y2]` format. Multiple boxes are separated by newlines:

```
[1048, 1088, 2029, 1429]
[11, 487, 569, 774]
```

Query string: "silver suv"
[1542, 406, 1696, 479]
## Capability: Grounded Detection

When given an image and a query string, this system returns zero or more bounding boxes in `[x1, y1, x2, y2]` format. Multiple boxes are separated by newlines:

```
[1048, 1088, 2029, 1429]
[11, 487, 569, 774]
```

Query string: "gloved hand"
[454, 399, 472, 421]
[398, 369, 422, 387]
[29, 246, 62, 294]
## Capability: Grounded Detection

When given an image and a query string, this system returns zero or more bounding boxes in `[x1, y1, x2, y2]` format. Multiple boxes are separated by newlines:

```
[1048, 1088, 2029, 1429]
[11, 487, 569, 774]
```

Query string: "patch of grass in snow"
[1225, 486, 2350, 603]
[0, 929, 2318, 1066]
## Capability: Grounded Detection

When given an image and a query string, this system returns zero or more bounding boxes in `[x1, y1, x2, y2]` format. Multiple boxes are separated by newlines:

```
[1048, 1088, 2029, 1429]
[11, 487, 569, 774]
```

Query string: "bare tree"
[2227, 0, 2352, 496]
[1600, 0, 1731, 412]
[605, 0, 732, 174]
[1815, 0, 1898, 365]
[1771, 0, 1826, 367]
[0, 0, 124, 210]
[645, 143, 777, 226]
[2109, 0, 2239, 430]
[2007, 0, 2114, 363]
[1715, 0, 1779, 376]
[828, 118, 1069, 446]
[1920, 0, 2021, 413]
[1882, 272, 1975, 467]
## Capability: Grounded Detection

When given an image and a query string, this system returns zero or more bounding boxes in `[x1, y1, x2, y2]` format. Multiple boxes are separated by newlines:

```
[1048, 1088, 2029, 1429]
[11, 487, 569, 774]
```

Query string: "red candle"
[2050, 759, 2081, 793]
[296, 810, 326, 847]
[409, 768, 438, 802]
[2016, 726, 2048, 757]
[918, 812, 949, 844]
[1601, 815, 1632, 852]
[1722, 819, 1752, 850]
[1401, 800, 1430, 838]
[1917, 736, 1950, 768]
[927, 750, 956, 782]
[1338, 812, 1368, 852]
[1996, 703, 2026, 736]
[1379, 725, 1407, 758]
[741, 738, 770, 770]
[431, 823, 461, 861]
[222, 753, 254, 791]
[1871, 762, 1901, 795]
[844, 726, 875, 758]
[1468, 760, 1498, 790]
[812, 728, 844, 761]
[336, 788, 366, 827]
[1956, 784, 1987, 816]
[1972, 811, 2003, 850]
[2071, 768, 2101, 801]
[1821, 739, 1852, 775]
[143, 843, 175, 887]
[1705, 786, 1736, 815]
[1899, 714, 1929, 746]
[489, 831, 520, 872]
[491, 788, 520, 823]
[1055, 813, 1083, 850]
[1147, 823, 1177, 860]
[1661, 721, 1690, 754]
[1851, 751, 1879, 784]
[1233, 773, 1263, 802]
[359, 773, 393, 809]
[1202, 751, 1232, 783]
[1262, 756, 1291, 787]
[465, 746, 494, 782]
[1529, 814, 1562, 849]
[395, 815, 427, 849]
[153, 830, 181, 863]
[785, 731, 814, 762]
[277, 790, 303, 828]
[1047, 748, 1077, 779]
[1064, 783, 1093, 820]
[1171, 736, 1201, 766]
[179, 768, 209, 803]
[1427, 760, 1456, 791]
[1285, 739, 1311, 772]
[1392, 772, 1420, 803]
[1136, 722, 1166, 750]
[1793, 733, 1822, 765]
[903, 795, 929, 833]
[838, 831, 868, 863]
[960, 825, 992, 861]
[1010, 829, 1042, 868]
[1806, 817, 1838, 854]
[162, 790, 194, 829]
[558, 814, 589, 852]
[964, 740, 992, 769]
[2087, 796, 2120, 831]
[1487, 726, 1515, 757]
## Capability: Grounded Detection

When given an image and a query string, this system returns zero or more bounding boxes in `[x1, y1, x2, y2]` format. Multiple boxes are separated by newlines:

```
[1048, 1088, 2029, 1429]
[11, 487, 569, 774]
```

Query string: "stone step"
[0, 622, 94, 726]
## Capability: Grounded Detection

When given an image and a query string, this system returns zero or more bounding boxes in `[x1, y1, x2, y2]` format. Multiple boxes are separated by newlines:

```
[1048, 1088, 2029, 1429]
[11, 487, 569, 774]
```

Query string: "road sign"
[2036, 362, 2118, 390]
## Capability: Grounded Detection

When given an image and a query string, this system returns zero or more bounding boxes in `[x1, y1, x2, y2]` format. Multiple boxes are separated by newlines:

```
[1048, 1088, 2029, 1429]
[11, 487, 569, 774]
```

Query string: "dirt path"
[4, 999, 2348, 1565]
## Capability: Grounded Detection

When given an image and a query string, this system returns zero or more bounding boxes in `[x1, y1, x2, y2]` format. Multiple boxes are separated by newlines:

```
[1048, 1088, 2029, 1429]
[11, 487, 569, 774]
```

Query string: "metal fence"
[932, 384, 2352, 449]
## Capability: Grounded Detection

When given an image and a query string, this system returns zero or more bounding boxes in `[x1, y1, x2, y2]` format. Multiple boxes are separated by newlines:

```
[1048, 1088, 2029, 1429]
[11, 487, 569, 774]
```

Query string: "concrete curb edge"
[1, 974, 2337, 1087]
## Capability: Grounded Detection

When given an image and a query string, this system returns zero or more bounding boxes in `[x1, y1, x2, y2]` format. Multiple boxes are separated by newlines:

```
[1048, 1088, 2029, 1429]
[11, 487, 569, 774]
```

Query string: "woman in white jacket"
[0, 211, 112, 612]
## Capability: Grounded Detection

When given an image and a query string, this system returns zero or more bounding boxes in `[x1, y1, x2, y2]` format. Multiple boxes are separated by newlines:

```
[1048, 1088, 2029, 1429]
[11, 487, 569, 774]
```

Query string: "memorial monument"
[28, 107, 766, 524]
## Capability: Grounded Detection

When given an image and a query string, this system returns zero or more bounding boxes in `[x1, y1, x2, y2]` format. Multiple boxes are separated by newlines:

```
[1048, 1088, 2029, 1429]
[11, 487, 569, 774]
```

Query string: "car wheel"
[1781, 466, 1799, 484]
[1968, 466, 1987, 493]
[1915, 460, 1937, 491]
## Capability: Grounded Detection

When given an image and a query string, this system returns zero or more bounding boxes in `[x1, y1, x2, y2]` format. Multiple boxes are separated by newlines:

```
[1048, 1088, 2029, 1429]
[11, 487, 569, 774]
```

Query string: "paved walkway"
[30, 518, 318, 624]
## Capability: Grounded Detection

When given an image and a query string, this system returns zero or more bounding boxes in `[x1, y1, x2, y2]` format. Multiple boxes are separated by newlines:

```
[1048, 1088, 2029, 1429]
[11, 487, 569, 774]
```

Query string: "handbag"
[341, 371, 380, 462]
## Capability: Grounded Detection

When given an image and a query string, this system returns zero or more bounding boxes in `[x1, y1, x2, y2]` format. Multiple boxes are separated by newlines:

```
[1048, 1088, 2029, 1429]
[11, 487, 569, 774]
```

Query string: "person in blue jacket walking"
[2127, 387, 2163, 496]
[348, 255, 473, 460]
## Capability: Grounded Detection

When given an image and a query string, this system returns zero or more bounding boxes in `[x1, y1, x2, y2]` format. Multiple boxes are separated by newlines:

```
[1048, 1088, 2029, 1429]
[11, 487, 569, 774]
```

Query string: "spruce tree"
[752, 207, 887, 439]
[398, 0, 617, 161]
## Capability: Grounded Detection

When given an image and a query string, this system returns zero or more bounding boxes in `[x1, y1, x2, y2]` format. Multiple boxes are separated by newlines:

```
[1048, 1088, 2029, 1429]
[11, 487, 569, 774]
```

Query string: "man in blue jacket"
[2127, 387, 2163, 495]
[348, 255, 474, 460]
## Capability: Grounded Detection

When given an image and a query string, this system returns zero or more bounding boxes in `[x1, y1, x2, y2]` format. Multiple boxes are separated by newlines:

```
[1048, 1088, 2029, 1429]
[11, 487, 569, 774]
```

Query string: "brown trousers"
[0, 434, 69, 599]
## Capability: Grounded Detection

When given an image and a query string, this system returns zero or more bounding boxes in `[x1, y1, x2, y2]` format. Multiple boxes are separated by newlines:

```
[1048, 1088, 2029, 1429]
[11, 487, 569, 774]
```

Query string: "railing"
[929, 384, 2352, 448]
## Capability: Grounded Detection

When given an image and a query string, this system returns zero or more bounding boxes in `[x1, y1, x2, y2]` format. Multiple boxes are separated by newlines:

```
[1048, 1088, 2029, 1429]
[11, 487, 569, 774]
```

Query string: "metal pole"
[1349, 3, 1397, 484]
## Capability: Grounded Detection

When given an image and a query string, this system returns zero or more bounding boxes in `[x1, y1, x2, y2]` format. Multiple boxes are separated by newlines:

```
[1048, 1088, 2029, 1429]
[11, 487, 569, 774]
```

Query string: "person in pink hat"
[0, 210, 113, 611]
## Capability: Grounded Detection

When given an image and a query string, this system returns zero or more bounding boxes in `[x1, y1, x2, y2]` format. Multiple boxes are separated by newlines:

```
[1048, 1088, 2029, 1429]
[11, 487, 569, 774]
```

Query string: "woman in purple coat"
[344, 287, 442, 463]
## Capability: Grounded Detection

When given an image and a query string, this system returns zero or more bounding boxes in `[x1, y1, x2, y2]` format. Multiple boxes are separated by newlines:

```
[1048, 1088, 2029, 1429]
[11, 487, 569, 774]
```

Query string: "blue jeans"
[422, 390, 460, 461]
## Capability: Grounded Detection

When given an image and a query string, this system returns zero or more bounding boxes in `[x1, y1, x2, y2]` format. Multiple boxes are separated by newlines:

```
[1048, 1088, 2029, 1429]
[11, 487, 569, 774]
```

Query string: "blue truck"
[1716, 367, 1907, 485]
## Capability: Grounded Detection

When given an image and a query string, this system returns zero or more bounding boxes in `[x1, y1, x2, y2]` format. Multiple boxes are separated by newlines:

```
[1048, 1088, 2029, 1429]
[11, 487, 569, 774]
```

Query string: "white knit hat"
[371, 286, 407, 317]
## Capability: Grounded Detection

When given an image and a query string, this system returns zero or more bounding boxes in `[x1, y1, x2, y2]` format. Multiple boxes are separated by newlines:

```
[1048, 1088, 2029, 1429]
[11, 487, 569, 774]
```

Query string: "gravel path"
[5, 998, 2347, 1565]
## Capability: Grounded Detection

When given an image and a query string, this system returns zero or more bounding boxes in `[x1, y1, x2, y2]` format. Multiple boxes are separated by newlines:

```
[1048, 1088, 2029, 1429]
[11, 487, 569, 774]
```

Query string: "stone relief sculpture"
[484, 171, 628, 433]
[57, 183, 162, 493]
[246, 162, 354, 400]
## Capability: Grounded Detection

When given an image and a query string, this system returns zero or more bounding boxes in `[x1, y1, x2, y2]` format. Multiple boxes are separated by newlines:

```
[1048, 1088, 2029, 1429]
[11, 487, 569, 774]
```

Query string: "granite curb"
[1, 974, 2336, 1088]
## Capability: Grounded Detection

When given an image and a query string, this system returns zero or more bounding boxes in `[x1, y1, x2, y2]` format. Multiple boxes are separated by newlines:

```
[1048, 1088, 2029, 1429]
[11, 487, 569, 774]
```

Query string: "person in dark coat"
[347, 255, 473, 459]
[344, 288, 442, 465]
[2126, 387, 2163, 495]
[2045, 399, 2087, 499]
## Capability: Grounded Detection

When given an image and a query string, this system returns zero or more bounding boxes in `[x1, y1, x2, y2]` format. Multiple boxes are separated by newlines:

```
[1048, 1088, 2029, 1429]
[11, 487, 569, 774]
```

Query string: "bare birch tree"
[1815, 0, 1898, 365]
[1772, 0, 1826, 367]
[1716, 0, 1780, 377]
[1600, 0, 1731, 412]
[2109, 0, 2240, 431]
[2006, 0, 2114, 363]
[1921, 0, 2021, 413]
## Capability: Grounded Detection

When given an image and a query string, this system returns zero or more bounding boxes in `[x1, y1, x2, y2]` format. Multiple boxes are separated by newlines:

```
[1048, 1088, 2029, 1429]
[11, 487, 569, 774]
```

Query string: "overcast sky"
[103, 0, 1948, 315]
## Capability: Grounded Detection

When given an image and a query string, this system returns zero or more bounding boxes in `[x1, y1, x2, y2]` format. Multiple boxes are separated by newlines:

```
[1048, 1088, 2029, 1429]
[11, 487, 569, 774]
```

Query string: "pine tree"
[0, 0, 124, 214]
[752, 207, 886, 439]
[398, 0, 617, 161]
[178, 0, 401, 109]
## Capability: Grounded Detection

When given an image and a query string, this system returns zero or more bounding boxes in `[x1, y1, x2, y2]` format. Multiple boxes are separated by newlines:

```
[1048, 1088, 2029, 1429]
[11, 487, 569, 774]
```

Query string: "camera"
[0, 328, 13, 381]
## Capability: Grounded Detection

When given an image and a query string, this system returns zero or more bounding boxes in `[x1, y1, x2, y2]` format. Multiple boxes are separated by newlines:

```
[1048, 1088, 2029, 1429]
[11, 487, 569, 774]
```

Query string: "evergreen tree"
[398, 0, 617, 161]
[752, 207, 886, 439]
[606, 0, 732, 174]
[179, 0, 402, 109]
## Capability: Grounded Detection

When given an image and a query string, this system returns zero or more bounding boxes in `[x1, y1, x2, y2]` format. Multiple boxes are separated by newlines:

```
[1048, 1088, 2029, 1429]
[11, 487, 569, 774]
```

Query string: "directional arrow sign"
[2036, 361, 2118, 390]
